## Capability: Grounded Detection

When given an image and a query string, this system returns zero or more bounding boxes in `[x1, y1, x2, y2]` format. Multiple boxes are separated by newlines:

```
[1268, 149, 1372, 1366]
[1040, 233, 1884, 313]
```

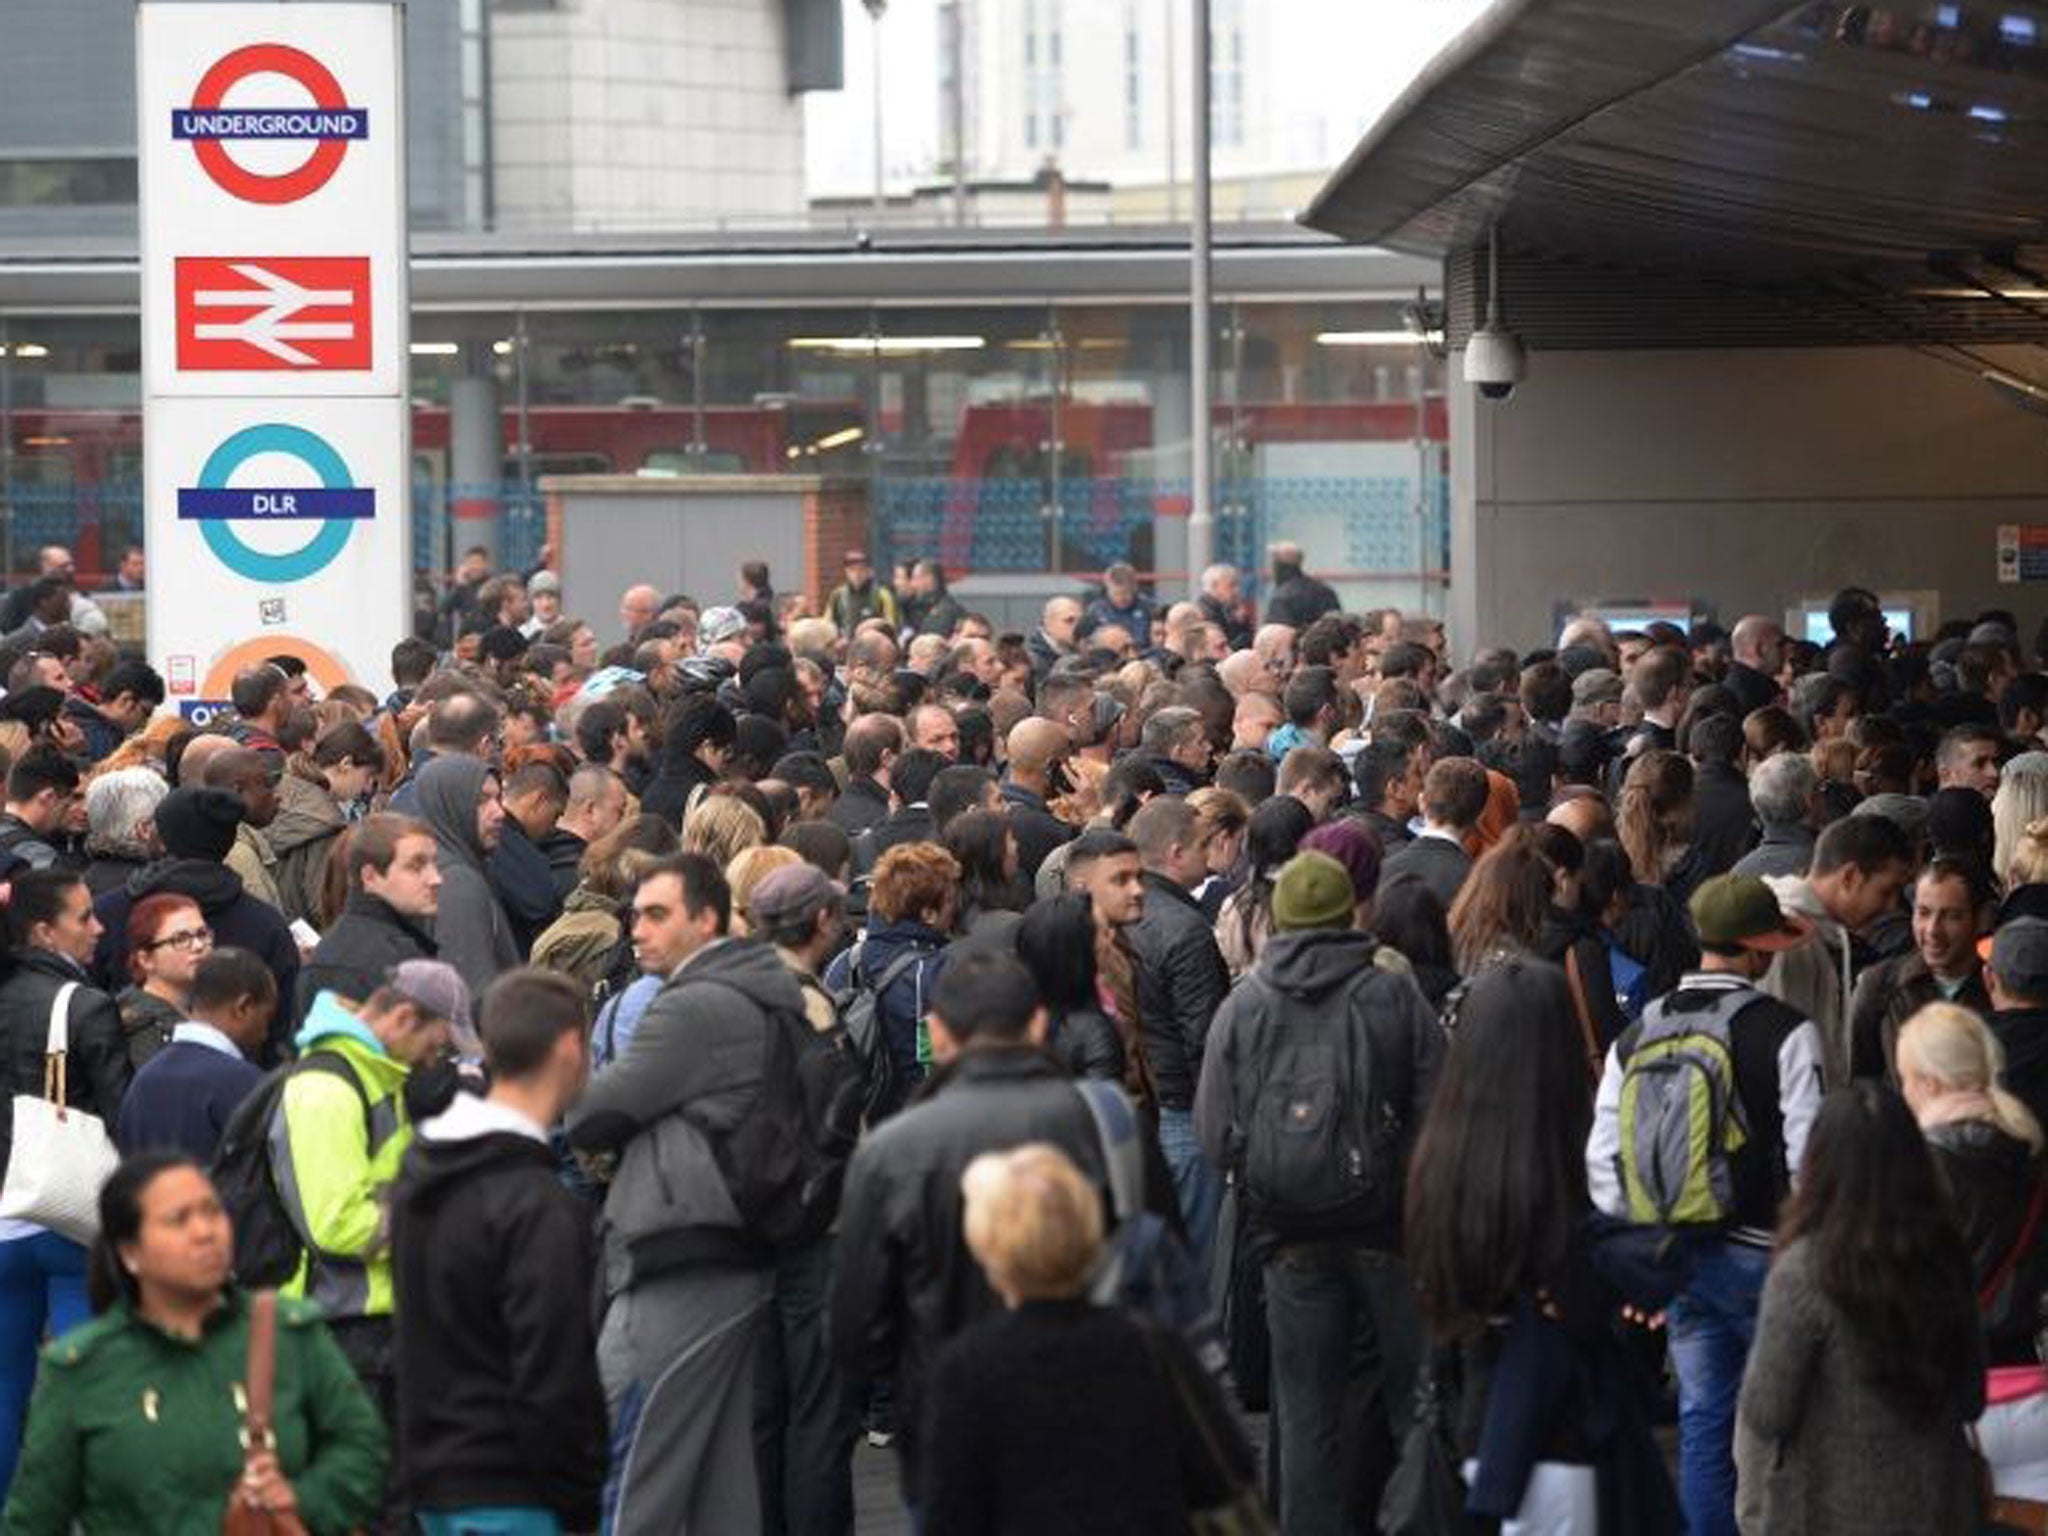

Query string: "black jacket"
[640, 753, 718, 827]
[488, 820, 564, 956]
[1264, 573, 1339, 630]
[93, 860, 300, 1059]
[1538, 908, 1628, 1054]
[1047, 1002, 1125, 1083]
[393, 1098, 609, 1526]
[0, 950, 130, 1184]
[297, 891, 438, 1017]
[1128, 873, 1231, 1112]
[1848, 953, 1991, 1083]
[829, 776, 891, 838]
[1380, 834, 1473, 912]
[1994, 1006, 2048, 1143]
[1146, 755, 1207, 798]
[1691, 759, 1757, 879]
[999, 781, 1076, 881]
[537, 829, 587, 902]
[1355, 807, 1414, 855]
[1924, 1118, 2048, 1367]
[1196, 592, 1252, 652]
[829, 1048, 1174, 1486]
[860, 805, 935, 873]
[1723, 660, 1779, 717]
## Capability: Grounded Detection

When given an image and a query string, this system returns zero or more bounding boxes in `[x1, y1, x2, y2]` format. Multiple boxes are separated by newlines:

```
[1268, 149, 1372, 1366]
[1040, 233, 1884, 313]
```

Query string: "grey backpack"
[1616, 988, 1751, 1225]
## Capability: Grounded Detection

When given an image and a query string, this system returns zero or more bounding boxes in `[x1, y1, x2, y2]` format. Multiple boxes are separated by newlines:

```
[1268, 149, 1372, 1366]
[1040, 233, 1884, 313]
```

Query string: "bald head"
[1232, 692, 1284, 751]
[176, 733, 235, 787]
[620, 584, 661, 635]
[1731, 614, 1786, 672]
[1217, 650, 1260, 698]
[1007, 717, 1071, 790]
[1547, 790, 1615, 844]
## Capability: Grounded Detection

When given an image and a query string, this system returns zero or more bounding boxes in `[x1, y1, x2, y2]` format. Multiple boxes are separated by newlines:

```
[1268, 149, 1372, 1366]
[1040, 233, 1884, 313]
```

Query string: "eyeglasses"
[145, 927, 213, 954]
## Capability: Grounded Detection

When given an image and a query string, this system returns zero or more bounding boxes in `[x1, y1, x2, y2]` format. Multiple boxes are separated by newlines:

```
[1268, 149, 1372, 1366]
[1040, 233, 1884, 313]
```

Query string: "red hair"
[127, 893, 202, 984]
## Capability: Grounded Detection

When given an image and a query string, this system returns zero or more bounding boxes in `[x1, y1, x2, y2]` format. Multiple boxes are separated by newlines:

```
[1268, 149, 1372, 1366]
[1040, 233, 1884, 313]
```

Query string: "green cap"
[1272, 851, 1357, 933]
[1688, 874, 1810, 952]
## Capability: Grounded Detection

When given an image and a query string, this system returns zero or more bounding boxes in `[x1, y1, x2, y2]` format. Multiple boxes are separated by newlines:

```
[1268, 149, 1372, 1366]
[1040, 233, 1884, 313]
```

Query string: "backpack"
[1074, 1078, 1225, 1374]
[1236, 972, 1404, 1237]
[831, 940, 926, 1125]
[1615, 987, 1752, 1225]
[211, 1051, 372, 1287]
[692, 983, 864, 1252]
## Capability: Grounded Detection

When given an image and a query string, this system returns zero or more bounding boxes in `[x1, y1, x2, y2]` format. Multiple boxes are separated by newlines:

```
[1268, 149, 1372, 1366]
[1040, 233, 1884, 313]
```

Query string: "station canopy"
[1304, 0, 2048, 350]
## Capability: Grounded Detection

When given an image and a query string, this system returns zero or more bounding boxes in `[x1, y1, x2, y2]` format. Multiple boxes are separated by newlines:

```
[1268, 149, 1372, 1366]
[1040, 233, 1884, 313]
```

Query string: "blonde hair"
[1188, 785, 1251, 846]
[726, 844, 802, 935]
[1897, 1002, 2043, 1150]
[681, 794, 765, 871]
[960, 1143, 1105, 1302]
[1994, 753, 2048, 887]
[2010, 818, 2048, 889]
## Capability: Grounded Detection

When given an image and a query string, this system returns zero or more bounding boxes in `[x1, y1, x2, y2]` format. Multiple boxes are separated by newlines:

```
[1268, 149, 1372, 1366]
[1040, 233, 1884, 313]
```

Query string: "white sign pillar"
[138, 2, 411, 707]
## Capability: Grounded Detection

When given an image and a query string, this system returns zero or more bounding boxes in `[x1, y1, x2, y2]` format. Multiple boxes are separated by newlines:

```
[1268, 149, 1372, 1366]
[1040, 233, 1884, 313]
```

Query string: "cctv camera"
[1464, 321, 1526, 402]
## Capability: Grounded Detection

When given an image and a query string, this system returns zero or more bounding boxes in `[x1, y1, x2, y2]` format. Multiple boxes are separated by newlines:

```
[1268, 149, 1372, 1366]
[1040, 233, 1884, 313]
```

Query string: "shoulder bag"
[223, 1290, 309, 1536]
[0, 981, 119, 1242]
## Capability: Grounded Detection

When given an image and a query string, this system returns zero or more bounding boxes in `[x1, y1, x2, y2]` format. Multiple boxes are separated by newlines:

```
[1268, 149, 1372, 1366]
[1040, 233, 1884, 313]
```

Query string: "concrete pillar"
[1446, 354, 1483, 661]
[449, 366, 502, 568]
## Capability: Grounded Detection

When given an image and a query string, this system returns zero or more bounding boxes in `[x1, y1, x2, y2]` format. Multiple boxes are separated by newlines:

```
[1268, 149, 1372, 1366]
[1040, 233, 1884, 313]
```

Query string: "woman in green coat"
[3, 1152, 386, 1535]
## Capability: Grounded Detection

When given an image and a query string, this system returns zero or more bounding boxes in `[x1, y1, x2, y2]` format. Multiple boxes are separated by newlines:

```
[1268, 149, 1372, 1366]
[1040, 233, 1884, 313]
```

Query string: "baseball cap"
[1571, 668, 1624, 708]
[698, 606, 747, 647]
[527, 570, 561, 595]
[1990, 917, 2048, 996]
[386, 959, 477, 1052]
[1271, 851, 1357, 933]
[748, 864, 846, 931]
[1689, 875, 1810, 953]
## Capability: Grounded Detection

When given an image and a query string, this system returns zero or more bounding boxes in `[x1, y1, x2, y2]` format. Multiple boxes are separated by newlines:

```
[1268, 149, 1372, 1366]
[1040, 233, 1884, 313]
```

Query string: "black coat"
[1691, 760, 1758, 879]
[392, 1108, 609, 1526]
[487, 820, 563, 956]
[1381, 834, 1473, 912]
[829, 776, 891, 838]
[999, 781, 1076, 881]
[829, 1048, 1175, 1490]
[921, 1300, 1239, 1536]
[93, 860, 301, 1059]
[1129, 873, 1232, 1112]
[1924, 1119, 2048, 1367]
[1994, 1006, 2048, 1149]
[297, 891, 438, 1017]
[1539, 909, 1629, 1054]
[0, 950, 130, 1184]
[1723, 661, 1779, 718]
[1047, 1002, 1125, 1083]
[537, 829, 587, 902]
[1264, 573, 1339, 630]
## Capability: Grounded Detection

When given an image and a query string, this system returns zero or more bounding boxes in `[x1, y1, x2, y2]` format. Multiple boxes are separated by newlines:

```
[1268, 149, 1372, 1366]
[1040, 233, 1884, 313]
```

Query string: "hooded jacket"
[1760, 874, 1859, 1085]
[1923, 1117, 2048, 1366]
[266, 771, 348, 926]
[566, 937, 807, 1292]
[272, 993, 416, 1320]
[528, 885, 626, 994]
[93, 858, 300, 1057]
[1194, 927, 1443, 1251]
[296, 891, 437, 1018]
[392, 1093, 608, 1526]
[414, 756, 520, 999]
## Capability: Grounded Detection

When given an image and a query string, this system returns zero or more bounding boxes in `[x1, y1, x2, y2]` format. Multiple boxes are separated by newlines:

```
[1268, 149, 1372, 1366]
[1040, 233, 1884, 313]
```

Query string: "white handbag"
[0, 982, 120, 1243]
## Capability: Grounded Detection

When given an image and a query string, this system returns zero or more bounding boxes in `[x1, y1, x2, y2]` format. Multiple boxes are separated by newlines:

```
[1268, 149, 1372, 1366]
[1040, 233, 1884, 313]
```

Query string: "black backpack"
[831, 940, 926, 1125]
[692, 984, 863, 1251]
[1235, 972, 1404, 1238]
[211, 1051, 371, 1287]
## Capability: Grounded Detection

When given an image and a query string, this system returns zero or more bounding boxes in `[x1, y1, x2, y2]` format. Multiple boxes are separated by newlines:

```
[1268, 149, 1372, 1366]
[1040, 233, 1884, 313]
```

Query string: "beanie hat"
[1301, 819, 1384, 906]
[744, 666, 795, 718]
[1271, 850, 1357, 932]
[739, 642, 794, 686]
[154, 786, 244, 863]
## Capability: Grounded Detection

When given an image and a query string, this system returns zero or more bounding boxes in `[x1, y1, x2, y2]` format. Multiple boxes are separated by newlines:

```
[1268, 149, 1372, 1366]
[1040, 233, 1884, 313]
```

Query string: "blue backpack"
[1606, 941, 1651, 1021]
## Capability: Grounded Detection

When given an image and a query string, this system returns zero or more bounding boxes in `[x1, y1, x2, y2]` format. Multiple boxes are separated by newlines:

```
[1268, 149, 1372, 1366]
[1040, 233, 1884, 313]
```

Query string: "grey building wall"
[0, 0, 470, 237]
[1447, 344, 2048, 653]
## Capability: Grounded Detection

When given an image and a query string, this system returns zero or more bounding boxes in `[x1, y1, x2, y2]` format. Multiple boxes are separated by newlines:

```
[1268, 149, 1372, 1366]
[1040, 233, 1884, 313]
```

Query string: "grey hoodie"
[566, 937, 808, 1292]
[414, 755, 521, 999]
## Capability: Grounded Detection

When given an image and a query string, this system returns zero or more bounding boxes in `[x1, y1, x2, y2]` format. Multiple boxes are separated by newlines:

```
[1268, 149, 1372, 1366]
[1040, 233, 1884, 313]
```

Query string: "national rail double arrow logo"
[172, 42, 368, 204]
[174, 256, 372, 370]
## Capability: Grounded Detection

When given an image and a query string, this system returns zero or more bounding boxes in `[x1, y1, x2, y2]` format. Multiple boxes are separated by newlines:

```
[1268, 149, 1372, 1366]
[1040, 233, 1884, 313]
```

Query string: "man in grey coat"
[567, 852, 807, 1536]
[413, 755, 520, 998]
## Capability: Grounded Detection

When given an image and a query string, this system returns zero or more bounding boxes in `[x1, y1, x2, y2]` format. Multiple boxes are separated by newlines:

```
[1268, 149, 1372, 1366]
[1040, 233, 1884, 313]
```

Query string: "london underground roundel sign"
[172, 42, 369, 205]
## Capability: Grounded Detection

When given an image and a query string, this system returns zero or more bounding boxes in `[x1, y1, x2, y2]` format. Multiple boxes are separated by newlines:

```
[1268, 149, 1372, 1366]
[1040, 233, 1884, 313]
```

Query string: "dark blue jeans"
[1158, 1107, 1223, 1274]
[0, 1231, 88, 1503]
[1667, 1239, 1770, 1536]
[753, 1238, 857, 1536]
[1263, 1242, 1424, 1536]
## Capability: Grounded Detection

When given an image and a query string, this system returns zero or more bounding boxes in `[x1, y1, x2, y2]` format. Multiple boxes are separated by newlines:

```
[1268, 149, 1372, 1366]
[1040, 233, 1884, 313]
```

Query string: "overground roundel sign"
[173, 42, 369, 204]
[179, 423, 372, 583]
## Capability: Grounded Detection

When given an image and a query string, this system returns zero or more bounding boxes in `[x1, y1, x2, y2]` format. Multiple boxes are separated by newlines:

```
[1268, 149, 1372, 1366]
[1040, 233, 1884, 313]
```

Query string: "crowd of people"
[1, 541, 2047, 1533]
